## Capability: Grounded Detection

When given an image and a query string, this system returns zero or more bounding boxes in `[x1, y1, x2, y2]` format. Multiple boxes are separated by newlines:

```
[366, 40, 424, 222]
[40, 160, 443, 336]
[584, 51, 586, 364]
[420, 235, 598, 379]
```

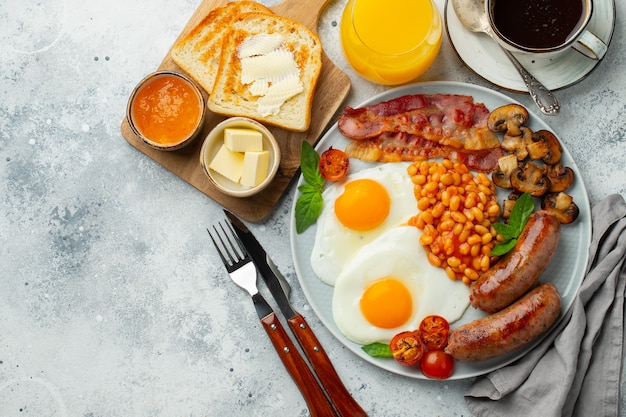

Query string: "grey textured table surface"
[1, 0, 624, 416]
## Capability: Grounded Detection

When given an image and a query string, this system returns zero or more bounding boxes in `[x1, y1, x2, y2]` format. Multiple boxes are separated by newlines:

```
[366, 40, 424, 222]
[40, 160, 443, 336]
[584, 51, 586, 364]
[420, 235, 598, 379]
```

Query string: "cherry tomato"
[319, 147, 349, 181]
[420, 350, 455, 379]
[389, 331, 424, 367]
[418, 315, 450, 350]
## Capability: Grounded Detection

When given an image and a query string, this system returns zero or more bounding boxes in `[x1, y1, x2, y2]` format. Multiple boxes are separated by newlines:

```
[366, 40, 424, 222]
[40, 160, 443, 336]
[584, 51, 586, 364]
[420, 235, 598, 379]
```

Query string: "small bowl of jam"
[126, 71, 206, 151]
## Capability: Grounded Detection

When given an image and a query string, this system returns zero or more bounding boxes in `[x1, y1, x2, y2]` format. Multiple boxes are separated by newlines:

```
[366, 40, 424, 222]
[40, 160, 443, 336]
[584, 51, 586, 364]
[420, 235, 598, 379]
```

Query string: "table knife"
[208, 224, 337, 417]
[224, 210, 368, 417]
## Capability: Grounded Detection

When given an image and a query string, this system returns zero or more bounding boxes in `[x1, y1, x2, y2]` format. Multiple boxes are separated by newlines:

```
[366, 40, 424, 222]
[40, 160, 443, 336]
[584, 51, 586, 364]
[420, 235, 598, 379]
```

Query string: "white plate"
[289, 81, 591, 380]
[445, 0, 616, 92]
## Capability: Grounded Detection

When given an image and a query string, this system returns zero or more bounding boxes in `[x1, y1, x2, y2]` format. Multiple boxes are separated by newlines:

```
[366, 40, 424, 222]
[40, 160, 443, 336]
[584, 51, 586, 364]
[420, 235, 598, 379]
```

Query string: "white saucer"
[444, 0, 616, 92]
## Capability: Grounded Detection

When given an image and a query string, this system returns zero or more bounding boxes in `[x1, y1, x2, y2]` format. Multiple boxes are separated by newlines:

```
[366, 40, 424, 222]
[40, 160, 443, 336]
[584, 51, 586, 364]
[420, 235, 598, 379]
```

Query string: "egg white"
[332, 225, 470, 345]
[310, 162, 416, 286]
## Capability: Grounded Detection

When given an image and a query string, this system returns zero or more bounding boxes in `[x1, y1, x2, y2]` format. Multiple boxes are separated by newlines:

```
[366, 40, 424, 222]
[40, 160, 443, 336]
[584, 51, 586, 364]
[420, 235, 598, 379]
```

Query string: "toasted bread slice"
[170, 1, 273, 94]
[208, 12, 323, 132]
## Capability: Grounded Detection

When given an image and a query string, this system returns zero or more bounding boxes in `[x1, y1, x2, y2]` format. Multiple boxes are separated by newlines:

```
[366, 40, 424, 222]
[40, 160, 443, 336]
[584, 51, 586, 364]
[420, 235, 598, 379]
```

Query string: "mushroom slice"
[527, 130, 562, 165]
[547, 163, 575, 193]
[501, 126, 532, 161]
[526, 134, 549, 161]
[542, 192, 579, 224]
[510, 161, 550, 197]
[501, 191, 522, 220]
[488, 104, 529, 137]
[492, 154, 519, 189]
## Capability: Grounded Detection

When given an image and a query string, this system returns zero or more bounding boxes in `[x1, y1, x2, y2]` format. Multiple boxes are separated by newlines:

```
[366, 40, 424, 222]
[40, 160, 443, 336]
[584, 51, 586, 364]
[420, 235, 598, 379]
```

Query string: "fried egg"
[310, 162, 415, 286]
[332, 225, 470, 345]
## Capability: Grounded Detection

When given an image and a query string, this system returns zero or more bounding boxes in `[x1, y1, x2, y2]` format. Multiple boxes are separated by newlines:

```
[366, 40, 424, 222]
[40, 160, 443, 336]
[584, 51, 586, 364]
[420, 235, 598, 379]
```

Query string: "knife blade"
[224, 210, 368, 417]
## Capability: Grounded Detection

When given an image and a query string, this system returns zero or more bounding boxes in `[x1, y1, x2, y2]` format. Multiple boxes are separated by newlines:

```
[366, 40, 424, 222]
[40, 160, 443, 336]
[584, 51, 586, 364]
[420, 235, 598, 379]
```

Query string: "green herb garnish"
[490, 192, 534, 256]
[295, 141, 326, 234]
[361, 342, 393, 358]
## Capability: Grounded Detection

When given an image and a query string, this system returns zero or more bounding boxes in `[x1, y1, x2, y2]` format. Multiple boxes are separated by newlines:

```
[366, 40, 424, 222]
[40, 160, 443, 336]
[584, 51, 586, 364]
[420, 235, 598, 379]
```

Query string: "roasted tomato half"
[390, 331, 424, 367]
[319, 147, 349, 181]
[420, 350, 455, 379]
[418, 315, 450, 351]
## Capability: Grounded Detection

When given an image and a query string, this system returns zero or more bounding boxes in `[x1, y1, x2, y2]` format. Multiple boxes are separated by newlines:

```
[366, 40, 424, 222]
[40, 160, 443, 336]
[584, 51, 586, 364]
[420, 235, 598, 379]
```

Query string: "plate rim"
[289, 81, 592, 380]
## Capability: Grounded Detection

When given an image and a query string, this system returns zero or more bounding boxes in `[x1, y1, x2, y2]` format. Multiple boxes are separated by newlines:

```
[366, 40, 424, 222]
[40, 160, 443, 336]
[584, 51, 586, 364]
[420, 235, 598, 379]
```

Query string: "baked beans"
[408, 160, 502, 285]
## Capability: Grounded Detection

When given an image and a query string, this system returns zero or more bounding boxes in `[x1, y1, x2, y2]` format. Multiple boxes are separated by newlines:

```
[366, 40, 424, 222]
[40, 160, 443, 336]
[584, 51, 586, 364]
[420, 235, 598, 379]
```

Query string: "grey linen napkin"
[465, 194, 626, 417]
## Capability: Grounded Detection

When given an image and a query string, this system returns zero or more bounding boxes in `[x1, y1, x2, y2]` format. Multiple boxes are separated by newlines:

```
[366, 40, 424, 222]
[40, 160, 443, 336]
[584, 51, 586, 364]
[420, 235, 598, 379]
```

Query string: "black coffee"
[492, 0, 584, 49]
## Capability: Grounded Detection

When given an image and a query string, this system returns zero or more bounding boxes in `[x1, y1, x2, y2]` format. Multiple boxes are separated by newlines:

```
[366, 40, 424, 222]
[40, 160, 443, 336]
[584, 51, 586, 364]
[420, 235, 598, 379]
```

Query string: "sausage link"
[469, 210, 560, 313]
[445, 282, 561, 362]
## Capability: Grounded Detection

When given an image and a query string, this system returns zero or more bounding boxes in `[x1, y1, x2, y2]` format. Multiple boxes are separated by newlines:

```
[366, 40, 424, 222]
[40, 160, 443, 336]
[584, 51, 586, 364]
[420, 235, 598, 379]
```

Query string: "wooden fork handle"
[259, 309, 338, 417]
[288, 314, 368, 417]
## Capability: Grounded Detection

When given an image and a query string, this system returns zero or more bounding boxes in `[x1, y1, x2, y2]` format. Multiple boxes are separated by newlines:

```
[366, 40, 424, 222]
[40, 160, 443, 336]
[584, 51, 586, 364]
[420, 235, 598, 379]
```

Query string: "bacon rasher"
[338, 94, 503, 171]
[345, 131, 503, 173]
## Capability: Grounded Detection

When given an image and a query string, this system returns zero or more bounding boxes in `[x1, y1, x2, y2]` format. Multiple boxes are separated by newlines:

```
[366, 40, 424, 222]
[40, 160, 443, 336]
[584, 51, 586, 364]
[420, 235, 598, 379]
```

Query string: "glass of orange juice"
[340, 0, 442, 85]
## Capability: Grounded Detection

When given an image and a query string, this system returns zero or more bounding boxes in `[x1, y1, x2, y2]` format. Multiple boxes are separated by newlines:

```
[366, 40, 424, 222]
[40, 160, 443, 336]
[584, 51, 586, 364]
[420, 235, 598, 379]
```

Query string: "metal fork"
[208, 221, 338, 417]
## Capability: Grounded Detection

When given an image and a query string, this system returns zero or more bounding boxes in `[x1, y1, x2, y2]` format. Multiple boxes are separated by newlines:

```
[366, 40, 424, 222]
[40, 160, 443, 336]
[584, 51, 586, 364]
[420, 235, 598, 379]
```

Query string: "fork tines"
[207, 221, 247, 270]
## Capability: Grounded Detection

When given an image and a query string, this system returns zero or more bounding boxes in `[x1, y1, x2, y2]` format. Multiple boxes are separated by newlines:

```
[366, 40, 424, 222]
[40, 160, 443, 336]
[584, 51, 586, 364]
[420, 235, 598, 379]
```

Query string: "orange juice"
[340, 0, 442, 85]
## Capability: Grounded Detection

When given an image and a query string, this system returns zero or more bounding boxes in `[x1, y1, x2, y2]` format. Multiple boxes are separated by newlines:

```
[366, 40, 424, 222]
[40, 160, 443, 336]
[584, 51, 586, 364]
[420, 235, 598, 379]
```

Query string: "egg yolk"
[334, 179, 390, 230]
[360, 277, 413, 329]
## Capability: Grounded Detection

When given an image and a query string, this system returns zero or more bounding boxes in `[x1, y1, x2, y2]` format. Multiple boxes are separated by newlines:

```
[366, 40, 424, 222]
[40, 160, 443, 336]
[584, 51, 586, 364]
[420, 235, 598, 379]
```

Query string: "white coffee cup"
[487, 0, 607, 60]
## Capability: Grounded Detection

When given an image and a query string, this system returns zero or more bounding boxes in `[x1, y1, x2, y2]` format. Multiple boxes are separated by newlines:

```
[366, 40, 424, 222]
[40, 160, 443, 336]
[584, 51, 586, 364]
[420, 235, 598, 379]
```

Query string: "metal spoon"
[451, 0, 560, 116]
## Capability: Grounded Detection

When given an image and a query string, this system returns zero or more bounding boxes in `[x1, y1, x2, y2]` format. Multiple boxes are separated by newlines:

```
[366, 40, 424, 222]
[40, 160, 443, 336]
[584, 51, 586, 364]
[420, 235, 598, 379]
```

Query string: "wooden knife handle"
[288, 315, 368, 417]
[260, 312, 338, 417]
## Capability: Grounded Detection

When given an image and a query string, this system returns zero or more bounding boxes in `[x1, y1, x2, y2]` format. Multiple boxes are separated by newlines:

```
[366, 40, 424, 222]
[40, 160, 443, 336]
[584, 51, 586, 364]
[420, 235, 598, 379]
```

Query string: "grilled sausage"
[445, 282, 561, 362]
[470, 210, 560, 313]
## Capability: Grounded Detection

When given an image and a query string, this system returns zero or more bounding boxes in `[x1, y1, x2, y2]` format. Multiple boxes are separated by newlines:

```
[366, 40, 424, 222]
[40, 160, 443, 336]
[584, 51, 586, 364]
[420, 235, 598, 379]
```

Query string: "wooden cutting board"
[120, 0, 351, 222]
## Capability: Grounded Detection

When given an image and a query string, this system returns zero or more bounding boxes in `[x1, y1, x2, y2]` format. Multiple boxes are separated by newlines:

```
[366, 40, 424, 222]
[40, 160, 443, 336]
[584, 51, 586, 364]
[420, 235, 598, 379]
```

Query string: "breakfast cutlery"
[208, 222, 338, 417]
[224, 210, 368, 417]
[451, 0, 560, 116]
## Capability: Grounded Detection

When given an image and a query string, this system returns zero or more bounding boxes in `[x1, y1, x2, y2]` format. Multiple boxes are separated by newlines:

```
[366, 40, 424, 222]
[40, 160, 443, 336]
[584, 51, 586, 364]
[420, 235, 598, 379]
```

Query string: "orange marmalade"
[130, 72, 203, 146]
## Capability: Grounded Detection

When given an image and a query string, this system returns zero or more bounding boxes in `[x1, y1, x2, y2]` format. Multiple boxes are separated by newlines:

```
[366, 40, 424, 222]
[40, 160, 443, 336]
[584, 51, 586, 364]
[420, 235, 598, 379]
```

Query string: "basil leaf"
[492, 222, 517, 240]
[490, 238, 518, 256]
[294, 141, 327, 234]
[361, 342, 392, 358]
[300, 141, 324, 187]
[490, 192, 535, 256]
[509, 192, 534, 236]
[295, 189, 324, 234]
[298, 182, 323, 195]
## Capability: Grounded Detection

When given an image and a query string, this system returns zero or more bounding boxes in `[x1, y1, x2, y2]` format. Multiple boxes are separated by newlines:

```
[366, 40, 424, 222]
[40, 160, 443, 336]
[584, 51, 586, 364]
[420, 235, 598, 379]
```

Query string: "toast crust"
[170, 1, 273, 93]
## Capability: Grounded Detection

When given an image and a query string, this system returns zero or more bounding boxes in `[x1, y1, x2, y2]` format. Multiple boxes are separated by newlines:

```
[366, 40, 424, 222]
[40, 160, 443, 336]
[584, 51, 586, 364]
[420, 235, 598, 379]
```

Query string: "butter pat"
[209, 144, 244, 183]
[224, 128, 263, 152]
[241, 151, 270, 187]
